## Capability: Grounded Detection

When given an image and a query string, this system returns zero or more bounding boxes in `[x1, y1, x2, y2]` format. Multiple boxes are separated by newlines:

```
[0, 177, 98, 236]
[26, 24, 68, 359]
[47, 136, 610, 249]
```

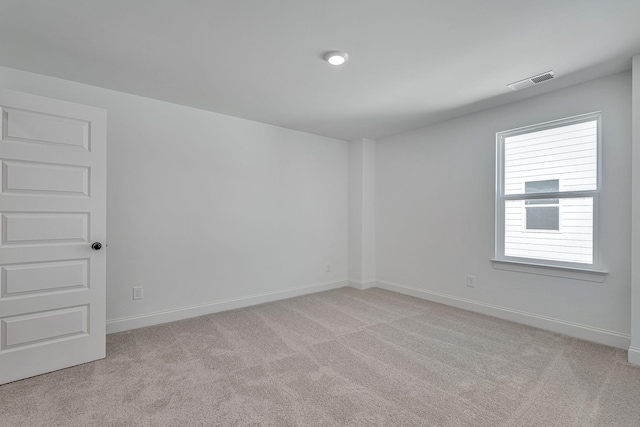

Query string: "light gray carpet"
[1, 287, 640, 426]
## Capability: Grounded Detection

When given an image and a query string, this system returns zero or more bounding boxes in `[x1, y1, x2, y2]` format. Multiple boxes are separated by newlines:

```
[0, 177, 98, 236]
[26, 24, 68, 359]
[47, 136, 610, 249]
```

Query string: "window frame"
[495, 112, 602, 270]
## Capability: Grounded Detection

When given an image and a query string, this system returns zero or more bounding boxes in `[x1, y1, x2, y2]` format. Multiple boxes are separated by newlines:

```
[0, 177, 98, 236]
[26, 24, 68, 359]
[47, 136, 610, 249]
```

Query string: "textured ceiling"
[1, 0, 639, 141]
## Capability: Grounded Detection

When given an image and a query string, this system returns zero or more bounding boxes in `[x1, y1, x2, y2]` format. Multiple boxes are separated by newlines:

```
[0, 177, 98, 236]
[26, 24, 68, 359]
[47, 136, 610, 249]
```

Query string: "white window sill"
[490, 259, 607, 283]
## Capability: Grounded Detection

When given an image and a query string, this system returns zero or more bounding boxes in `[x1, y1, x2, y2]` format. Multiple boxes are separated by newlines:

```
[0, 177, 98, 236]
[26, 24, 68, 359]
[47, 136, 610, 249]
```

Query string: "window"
[495, 113, 600, 269]
[524, 180, 559, 231]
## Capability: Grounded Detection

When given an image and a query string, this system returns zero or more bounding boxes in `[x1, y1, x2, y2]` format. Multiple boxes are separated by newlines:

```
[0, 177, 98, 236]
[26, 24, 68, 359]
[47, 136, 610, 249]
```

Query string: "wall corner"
[348, 138, 377, 285]
[631, 54, 640, 366]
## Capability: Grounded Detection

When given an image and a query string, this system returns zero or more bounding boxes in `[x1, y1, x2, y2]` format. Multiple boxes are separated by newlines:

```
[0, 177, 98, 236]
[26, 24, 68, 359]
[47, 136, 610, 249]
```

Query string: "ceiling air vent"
[507, 71, 555, 90]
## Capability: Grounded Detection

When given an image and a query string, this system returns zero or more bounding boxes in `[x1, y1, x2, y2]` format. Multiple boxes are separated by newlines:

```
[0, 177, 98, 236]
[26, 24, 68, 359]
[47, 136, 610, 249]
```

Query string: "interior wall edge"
[375, 279, 631, 350]
[106, 279, 347, 334]
[629, 347, 640, 366]
[347, 280, 377, 290]
[630, 54, 640, 365]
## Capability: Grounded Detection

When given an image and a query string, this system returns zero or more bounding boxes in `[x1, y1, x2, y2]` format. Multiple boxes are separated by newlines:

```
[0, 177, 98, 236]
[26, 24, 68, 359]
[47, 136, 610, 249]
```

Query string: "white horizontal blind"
[499, 117, 599, 265]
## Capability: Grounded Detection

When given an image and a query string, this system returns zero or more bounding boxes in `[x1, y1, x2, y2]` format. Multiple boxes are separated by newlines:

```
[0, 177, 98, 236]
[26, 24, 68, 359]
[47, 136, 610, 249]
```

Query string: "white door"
[0, 89, 106, 385]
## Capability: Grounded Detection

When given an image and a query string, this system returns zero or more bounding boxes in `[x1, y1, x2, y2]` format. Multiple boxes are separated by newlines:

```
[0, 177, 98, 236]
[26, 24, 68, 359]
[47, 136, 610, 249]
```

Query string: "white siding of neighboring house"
[503, 120, 597, 264]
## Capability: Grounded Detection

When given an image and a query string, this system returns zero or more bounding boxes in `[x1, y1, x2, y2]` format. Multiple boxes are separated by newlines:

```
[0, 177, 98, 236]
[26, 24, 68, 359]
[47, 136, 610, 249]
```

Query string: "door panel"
[2, 259, 88, 297]
[1, 305, 88, 350]
[2, 212, 89, 244]
[0, 89, 106, 385]
[2, 107, 90, 150]
[1, 160, 89, 195]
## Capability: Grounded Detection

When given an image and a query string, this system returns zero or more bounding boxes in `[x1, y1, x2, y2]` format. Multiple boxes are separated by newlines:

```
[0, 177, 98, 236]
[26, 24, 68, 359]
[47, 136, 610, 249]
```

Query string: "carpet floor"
[1, 287, 640, 426]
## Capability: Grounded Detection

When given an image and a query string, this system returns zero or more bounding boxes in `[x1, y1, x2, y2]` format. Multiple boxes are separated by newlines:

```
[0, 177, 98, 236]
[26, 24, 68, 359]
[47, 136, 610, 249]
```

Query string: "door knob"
[91, 242, 102, 251]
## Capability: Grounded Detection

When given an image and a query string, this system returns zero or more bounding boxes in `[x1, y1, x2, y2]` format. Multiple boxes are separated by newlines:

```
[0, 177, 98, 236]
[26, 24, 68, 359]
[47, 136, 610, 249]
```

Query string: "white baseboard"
[348, 280, 376, 290]
[376, 279, 631, 350]
[106, 279, 347, 334]
[629, 347, 640, 366]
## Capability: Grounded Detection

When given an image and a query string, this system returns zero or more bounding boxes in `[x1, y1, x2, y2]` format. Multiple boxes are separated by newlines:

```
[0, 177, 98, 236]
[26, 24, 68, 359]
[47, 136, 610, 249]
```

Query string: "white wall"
[376, 72, 632, 348]
[631, 56, 640, 365]
[0, 66, 349, 332]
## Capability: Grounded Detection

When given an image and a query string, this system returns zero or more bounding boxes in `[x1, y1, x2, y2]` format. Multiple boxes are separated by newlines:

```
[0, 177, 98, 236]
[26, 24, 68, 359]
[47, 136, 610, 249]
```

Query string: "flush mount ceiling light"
[324, 50, 349, 65]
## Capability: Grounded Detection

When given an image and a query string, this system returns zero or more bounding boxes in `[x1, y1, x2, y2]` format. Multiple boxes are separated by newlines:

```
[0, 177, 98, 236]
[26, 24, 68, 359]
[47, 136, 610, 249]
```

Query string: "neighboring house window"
[524, 179, 559, 231]
[496, 113, 600, 268]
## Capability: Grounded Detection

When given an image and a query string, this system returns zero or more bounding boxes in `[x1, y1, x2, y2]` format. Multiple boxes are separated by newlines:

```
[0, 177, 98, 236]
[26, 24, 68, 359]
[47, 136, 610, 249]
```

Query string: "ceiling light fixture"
[324, 51, 349, 65]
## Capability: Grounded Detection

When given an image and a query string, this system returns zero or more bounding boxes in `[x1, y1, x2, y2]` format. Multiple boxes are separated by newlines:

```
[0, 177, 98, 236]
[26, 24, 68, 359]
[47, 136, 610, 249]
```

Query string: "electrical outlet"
[326, 263, 331, 272]
[466, 276, 475, 288]
[133, 286, 143, 300]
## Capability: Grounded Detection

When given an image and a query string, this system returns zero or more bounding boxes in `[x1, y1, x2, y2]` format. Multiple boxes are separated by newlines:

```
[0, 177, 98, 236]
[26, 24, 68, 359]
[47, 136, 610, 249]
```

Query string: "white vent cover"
[507, 71, 555, 90]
